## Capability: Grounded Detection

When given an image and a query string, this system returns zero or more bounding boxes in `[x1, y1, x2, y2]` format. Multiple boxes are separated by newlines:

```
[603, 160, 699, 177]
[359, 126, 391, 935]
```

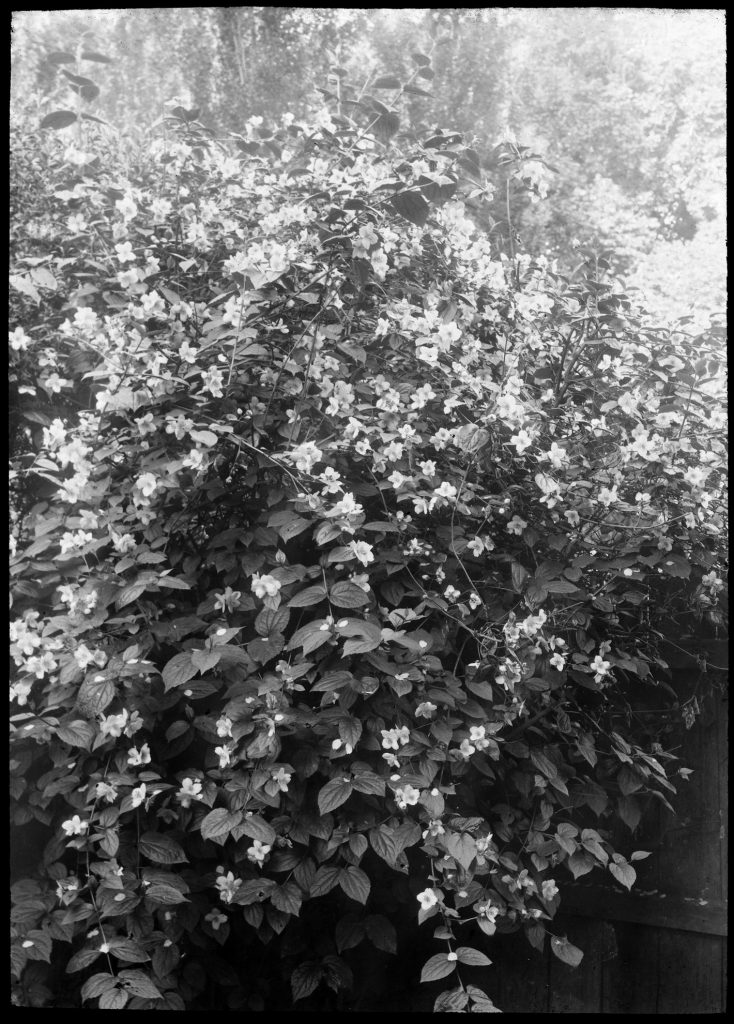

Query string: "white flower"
[469, 725, 491, 751]
[215, 871, 242, 904]
[510, 429, 533, 454]
[394, 784, 421, 809]
[62, 815, 89, 837]
[214, 587, 241, 613]
[417, 345, 439, 366]
[271, 767, 292, 792]
[116, 195, 138, 220]
[251, 574, 282, 600]
[201, 367, 225, 397]
[550, 653, 566, 671]
[590, 654, 611, 682]
[598, 485, 618, 507]
[507, 515, 527, 536]
[246, 840, 272, 866]
[329, 492, 364, 518]
[467, 536, 484, 557]
[215, 745, 232, 768]
[459, 738, 475, 759]
[177, 777, 204, 807]
[416, 888, 439, 911]
[127, 743, 151, 766]
[415, 701, 437, 719]
[433, 481, 457, 500]
[130, 783, 147, 808]
[100, 710, 129, 738]
[115, 241, 136, 263]
[349, 540, 374, 566]
[9, 327, 31, 351]
[541, 879, 559, 901]
[216, 716, 233, 738]
[95, 782, 118, 803]
[111, 532, 137, 554]
[135, 473, 159, 499]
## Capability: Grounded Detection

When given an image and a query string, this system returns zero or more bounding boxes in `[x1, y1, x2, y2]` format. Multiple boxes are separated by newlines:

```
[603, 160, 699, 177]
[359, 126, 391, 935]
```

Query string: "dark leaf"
[40, 110, 77, 130]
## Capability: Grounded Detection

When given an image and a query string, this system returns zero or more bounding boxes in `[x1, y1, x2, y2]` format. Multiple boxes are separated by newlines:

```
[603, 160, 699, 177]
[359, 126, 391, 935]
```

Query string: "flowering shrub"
[9, 52, 727, 1012]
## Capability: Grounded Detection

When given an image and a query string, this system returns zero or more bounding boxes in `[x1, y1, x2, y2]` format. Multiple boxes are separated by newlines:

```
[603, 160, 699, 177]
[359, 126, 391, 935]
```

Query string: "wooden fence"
[485, 680, 728, 1013]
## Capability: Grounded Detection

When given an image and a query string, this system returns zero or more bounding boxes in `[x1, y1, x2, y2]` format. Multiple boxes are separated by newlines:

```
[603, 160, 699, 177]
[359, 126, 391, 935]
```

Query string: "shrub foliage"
[10, 51, 727, 1012]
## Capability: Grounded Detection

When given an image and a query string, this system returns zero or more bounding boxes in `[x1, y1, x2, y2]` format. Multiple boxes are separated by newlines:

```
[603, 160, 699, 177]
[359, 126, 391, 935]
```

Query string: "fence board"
[655, 931, 725, 1014]
[548, 918, 603, 1013]
[492, 683, 727, 1013]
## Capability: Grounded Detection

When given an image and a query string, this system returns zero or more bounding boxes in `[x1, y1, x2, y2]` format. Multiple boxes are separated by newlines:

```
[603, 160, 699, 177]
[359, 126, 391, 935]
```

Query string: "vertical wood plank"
[601, 921, 659, 1013]
[494, 929, 549, 1012]
[548, 918, 603, 1013]
[655, 931, 724, 1014]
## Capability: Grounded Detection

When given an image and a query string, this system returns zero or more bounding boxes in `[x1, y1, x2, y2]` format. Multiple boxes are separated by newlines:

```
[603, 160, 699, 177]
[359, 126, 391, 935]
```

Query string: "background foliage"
[10, 7, 726, 325]
[9, 10, 728, 1014]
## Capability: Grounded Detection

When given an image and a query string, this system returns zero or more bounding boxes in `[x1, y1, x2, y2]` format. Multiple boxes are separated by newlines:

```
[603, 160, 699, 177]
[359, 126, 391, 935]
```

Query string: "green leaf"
[291, 962, 323, 1002]
[373, 111, 400, 143]
[373, 75, 401, 89]
[80, 49, 113, 63]
[239, 815, 276, 846]
[255, 605, 290, 636]
[271, 881, 302, 916]
[81, 973, 117, 1001]
[68, 949, 104, 975]
[191, 649, 222, 673]
[310, 865, 343, 897]
[107, 938, 150, 963]
[369, 826, 399, 864]
[247, 634, 285, 664]
[420, 953, 457, 983]
[609, 861, 636, 890]
[287, 619, 332, 655]
[46, 50, 76, 64]
[118, 969, 163, 999]
[443, 832, 477, 870]
[139, 832, 188, 865]
[311, 670, 354, 693]
[330, 581, 370, 607]
[40, 110, 78, 130]
[351, 771, 385, 797]
[161, 652, 197, 691]
[75, 676, 116, 717]
[391, 190, 430, 227]
[144, 883, 190, 906]
[530, 749, 558, 781]
[55, 719, 96, 748]
[364, 914, 397, 954]
[99, 988, 128, 1009]
[618, 765, 644, 795]
[268, 511, 311, 542]
[200, 807, 242, 842]
[336, 916, 365, 952]
[339, 866, 370, 904]
[318, 777, 353, 814]
[338, 715, 363, 748]
[550, 935, 584, 967]
[456, 946, 492, 967]
[567, 850, 595, 879]
[157, 575, 191, 590]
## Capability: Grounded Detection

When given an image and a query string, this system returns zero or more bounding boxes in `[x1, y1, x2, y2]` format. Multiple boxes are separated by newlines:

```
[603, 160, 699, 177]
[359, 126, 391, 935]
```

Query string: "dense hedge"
[9, 54, 727, 1012]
